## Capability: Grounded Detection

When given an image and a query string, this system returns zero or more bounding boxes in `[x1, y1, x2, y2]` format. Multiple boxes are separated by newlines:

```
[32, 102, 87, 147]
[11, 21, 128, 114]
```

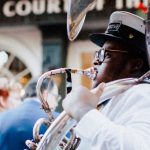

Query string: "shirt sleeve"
[75, 84, 150, 150]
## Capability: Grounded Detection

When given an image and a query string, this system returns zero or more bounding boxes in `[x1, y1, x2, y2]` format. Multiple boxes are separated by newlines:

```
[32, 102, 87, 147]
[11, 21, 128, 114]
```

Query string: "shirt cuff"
[74, 109, 112, 140]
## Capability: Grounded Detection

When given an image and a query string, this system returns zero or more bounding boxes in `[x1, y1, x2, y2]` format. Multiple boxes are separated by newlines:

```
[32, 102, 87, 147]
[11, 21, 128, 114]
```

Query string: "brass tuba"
[26, 67, 150, 150]
[26, 0, 98, 148]
[26, 67, 98, 150]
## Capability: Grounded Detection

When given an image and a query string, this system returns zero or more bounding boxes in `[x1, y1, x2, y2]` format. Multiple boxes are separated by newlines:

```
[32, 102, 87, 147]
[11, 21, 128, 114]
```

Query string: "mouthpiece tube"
[70, 67, 98, 80]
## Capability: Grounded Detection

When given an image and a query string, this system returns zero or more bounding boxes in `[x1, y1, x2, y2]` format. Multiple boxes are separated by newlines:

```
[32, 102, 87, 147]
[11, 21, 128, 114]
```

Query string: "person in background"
[8, 81, 22, 107]
[62, 11, 150, 150]
[0, 77, 60, 150]
[0, 51, 22, 110]
[0, 77, 23, 112]
[0, 77, 11, 112]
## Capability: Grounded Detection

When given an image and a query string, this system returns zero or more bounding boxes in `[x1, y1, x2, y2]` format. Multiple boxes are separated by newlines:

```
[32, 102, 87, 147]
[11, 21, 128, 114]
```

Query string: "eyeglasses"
[93, 48, 128, 65]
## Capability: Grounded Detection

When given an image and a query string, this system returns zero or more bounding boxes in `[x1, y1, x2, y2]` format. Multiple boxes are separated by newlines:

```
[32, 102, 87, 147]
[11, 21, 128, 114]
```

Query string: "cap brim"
[89, 33, 123, 47]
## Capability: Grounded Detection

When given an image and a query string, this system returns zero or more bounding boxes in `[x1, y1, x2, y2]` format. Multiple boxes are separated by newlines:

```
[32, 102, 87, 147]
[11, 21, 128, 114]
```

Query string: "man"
[63, 11, 150, 149]
[0, 77, 59, 150]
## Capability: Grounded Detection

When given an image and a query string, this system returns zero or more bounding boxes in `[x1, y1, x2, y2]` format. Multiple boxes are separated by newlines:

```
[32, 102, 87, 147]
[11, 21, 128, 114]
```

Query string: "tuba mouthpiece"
[71, 67, 98, 80]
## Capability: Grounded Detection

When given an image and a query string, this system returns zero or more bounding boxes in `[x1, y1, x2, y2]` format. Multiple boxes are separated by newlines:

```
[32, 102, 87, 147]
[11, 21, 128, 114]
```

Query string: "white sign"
[2, 0, 149, 17]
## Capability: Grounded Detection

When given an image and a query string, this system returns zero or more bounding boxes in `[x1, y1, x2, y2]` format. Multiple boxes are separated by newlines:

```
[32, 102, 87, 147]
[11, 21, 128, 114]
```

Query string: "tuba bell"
[67, 0, 96, 41]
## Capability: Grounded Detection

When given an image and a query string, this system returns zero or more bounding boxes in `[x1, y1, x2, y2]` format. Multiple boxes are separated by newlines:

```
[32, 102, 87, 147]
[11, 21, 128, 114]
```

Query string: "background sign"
[0, 0, 147, 26]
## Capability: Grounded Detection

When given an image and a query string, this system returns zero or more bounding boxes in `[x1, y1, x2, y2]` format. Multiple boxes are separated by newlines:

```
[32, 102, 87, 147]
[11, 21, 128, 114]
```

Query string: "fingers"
[62, 84, 106, 120]
[91, 82, 105, 98]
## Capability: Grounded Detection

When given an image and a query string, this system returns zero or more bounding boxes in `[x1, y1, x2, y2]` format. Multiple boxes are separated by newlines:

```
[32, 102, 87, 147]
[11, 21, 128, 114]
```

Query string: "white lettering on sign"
[32, 0, 46, 15]
[3, 1, 15, 17]
[126, 0, 140, 9]
[143, 0, 148, 6]
[16, 1, 31, 16]
[116, 0, 124, 9]
[2, 0, 149, 18]
[95, 0, 105, 11]
[63, 0, 68, 13]
[47, 0, 61, 14]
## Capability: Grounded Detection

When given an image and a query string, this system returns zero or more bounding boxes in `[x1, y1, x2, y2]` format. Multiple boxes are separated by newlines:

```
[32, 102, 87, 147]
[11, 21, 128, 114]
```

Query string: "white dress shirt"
[75, 83, 150, 150]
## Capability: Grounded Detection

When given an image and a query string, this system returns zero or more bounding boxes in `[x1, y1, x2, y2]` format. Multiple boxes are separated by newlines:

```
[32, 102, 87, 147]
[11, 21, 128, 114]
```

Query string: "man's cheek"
[97, 63, 108, 74]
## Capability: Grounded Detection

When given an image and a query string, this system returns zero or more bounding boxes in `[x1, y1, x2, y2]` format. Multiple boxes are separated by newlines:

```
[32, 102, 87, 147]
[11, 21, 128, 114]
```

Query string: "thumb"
[91, 82, 105, 98]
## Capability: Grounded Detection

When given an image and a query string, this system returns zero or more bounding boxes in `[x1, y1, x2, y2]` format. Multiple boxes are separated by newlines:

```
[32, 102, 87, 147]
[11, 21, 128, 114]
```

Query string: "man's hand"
[62, 83, 105, 121]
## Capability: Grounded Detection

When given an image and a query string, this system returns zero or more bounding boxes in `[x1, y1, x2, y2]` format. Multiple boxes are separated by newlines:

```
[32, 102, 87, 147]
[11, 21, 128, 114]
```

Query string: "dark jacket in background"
[0, 98, 59, 150]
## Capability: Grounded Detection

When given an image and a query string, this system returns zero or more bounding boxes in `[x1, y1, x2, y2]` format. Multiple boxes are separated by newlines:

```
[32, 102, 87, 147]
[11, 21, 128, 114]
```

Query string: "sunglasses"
[93, 48, 128, 65]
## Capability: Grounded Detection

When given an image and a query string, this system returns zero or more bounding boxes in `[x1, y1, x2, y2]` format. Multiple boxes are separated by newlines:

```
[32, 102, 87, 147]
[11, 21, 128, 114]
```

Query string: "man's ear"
[129, 58, 143, 72]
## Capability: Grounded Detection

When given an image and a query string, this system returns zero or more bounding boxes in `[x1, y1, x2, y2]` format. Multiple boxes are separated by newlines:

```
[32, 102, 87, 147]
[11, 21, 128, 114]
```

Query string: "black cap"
[90, 11, 146, 55]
